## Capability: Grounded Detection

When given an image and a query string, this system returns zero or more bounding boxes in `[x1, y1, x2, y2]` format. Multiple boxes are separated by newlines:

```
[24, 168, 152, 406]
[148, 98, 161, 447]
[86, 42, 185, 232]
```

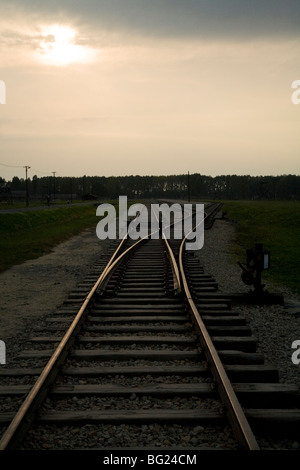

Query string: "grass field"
[0, 200, 84, 210]
[0, 203, 104, 272]
[221, 200, 300, 296]
[1, 199, 299, 296]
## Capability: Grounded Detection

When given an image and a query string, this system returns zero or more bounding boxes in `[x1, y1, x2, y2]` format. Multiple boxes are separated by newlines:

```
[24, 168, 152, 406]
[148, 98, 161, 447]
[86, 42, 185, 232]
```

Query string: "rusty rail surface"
[178, 204, 260, 450]
[0, 201, 260, 451]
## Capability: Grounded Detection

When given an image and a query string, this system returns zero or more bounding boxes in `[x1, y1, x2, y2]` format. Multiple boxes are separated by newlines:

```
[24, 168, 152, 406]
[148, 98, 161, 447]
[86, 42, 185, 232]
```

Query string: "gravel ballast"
[199, 218, 300, 389]
[0, 218, 300, 451]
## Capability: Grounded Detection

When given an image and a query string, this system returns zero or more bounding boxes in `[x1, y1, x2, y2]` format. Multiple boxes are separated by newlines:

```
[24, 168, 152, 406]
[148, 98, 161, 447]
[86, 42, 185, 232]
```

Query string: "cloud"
[3, 0, 300, 42]
[0, 1, 299, 180]
[1, 0, 299, 68]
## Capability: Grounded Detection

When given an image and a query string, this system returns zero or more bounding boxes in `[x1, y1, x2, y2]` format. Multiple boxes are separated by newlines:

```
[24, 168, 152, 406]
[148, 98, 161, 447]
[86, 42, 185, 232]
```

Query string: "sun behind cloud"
[37, 24, 97, 66]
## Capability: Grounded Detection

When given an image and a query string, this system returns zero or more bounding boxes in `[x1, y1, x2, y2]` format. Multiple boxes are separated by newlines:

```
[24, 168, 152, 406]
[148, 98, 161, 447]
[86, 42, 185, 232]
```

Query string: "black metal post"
[52, 172, 56, 201]
[24, 166, 30, 207]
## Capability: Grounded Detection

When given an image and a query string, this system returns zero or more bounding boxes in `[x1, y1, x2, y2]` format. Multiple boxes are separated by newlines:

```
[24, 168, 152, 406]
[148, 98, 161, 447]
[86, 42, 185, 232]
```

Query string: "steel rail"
[151, 205, 182, 294]
[0, 208, 150, 450]
[0, 205, 180, 450]
[0, 235, 132, 450]
[178, 206, 260, 450]
[0, 201, 239, 450]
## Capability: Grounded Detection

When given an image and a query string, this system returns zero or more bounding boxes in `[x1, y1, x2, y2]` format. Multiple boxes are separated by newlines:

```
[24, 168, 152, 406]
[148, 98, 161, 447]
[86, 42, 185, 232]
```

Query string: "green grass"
[0, 200, 85, 210]
[0, 204, 108, 272]
[221, 200, 300, 295]
[1, 198, 299, 297]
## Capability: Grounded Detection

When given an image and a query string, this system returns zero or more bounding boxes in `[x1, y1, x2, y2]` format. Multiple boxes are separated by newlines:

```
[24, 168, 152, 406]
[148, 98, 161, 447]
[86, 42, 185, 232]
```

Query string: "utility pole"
[52, 172, 56, 202]
[187, 171, 190, 202]
[24, 166, 30, 207]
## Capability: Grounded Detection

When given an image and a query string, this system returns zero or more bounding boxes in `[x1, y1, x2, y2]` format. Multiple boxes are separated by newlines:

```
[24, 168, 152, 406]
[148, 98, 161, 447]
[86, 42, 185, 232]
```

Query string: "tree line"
[0, 173, 299, 201]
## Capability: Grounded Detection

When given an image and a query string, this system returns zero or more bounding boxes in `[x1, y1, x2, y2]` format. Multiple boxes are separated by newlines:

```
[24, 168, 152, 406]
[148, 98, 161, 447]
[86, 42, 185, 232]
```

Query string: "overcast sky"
[0, 0, 299, 181]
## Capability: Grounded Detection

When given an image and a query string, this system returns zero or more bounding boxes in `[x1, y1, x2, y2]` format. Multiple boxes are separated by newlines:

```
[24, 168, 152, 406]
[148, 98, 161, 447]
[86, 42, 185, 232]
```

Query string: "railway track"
[0, 201, 299, 451]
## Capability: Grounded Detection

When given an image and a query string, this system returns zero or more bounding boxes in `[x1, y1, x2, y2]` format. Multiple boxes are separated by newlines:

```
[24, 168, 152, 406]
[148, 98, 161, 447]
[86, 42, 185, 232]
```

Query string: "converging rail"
[0, 201, 299, 450]
[0, 208, 148, 450]
[178, 204, 260, 450]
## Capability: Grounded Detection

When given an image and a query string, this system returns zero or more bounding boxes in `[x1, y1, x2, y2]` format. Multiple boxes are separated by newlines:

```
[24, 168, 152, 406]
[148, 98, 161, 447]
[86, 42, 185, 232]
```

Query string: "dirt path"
[0, 228, 104, 351]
